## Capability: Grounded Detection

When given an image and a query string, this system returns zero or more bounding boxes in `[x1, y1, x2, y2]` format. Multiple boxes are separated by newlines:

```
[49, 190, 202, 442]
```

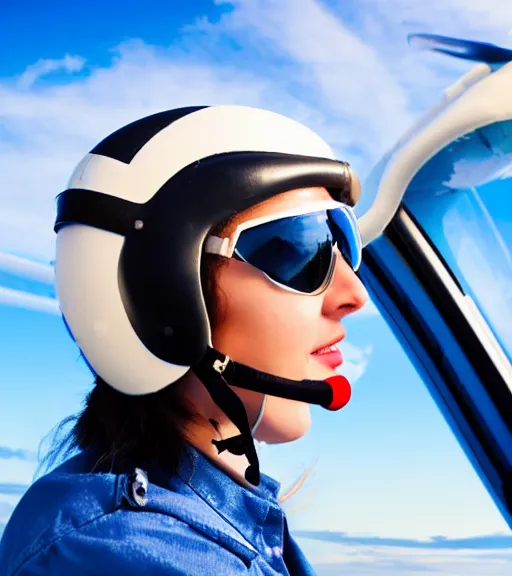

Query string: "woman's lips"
[311, 345, 343, 369]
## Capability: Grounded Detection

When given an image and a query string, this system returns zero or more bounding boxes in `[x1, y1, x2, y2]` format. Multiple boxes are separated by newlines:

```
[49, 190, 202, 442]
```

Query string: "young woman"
[0, 105, 368, 575]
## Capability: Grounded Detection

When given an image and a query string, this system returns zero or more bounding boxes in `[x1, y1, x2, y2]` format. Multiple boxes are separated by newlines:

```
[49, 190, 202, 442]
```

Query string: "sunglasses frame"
[204, 199, 359, 296]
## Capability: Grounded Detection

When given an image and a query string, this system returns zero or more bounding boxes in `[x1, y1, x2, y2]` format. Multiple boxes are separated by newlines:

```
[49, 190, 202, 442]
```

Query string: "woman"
[0, 105, 367, 575]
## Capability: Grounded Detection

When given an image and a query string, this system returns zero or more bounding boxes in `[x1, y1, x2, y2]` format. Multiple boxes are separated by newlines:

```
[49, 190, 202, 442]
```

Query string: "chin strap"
[192, 348, 261, 485]
[192, 346, 352, 486]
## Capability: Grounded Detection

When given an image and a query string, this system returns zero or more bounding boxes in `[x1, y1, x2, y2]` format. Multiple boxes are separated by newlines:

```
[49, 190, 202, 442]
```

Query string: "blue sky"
[1, 0, 512, 573]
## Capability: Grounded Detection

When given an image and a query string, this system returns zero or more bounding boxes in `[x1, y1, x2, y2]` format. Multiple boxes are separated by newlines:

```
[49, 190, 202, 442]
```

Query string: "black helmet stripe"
[90, 106, 209, 164]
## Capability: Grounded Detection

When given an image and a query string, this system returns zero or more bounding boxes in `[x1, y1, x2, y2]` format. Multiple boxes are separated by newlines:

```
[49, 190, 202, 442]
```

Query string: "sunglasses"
[204, 200, 362, 295]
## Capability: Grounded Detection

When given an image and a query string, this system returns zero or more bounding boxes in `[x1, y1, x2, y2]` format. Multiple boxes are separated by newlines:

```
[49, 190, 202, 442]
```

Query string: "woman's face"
[211, 186, 368, 444]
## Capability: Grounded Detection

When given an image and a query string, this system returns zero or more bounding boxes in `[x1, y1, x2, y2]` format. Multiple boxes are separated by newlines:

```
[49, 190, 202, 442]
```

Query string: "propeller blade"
[408, 33, 512, 65]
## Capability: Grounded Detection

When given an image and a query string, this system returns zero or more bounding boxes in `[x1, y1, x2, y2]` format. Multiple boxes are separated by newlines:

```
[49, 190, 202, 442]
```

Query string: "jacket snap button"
[129, 468, 148, 507]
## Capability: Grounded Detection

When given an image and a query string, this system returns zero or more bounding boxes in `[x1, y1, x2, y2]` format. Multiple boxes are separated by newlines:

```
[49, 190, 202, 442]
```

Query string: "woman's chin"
[255, 399, 312, 444]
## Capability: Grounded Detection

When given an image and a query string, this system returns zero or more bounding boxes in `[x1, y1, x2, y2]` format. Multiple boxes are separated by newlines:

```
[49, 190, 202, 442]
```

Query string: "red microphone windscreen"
[325, 375, 352, 410]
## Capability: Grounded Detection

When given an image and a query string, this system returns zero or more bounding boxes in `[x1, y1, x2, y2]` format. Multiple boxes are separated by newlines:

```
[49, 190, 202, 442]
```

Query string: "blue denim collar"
[174, 444, 285, 553]
[67, 443, 285, 556]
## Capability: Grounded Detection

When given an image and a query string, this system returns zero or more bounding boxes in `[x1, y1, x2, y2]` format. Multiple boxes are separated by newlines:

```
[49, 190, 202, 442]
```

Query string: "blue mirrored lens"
[235, 208, 360, 293]
[236, 212, 333, 293]
[328, 206, 362, 271]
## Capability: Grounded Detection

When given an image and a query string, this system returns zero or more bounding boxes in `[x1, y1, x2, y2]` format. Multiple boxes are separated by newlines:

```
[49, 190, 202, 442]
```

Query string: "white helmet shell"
[55, 105, 351, 396]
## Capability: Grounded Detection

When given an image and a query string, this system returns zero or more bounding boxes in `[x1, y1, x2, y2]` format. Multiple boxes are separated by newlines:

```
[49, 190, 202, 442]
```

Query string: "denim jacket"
[0, 444, 316, 575]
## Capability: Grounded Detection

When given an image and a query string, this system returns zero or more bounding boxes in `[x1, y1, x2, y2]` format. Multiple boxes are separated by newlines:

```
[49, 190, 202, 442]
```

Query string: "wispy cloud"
[311, 552, 512, 576]
[18, 54, 86, 90]
[358, 0, 512, 40]
[294, 529, 512, 549]
[0, 483, 29, 496]
[336, 340, 373, 383]
[0, 286, 60, 315]
[194, 0, 414, 157]
[0, 447, 38, 463]
[0, 252, 54, 285]
[294, 531, 512, 576]
[0, 251, 57, 312]
[327, 0, 512, 119]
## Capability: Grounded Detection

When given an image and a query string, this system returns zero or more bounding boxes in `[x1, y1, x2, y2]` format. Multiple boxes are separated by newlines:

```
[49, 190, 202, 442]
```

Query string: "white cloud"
[368, 0, 512, 38]
[336, 340, 373, 383]
[0, 447, 37, 462]
[199, 0, 414, 155]
[296, 538, 512, 576]
[17, 54, 86, 90]
[332, 0, 512, 118]
[0, 286, 60, 315]
[0, 252, 54, 284]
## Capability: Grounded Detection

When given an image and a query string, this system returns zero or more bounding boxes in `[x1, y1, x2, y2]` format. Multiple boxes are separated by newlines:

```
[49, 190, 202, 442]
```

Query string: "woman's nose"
[323, 251, 369, 318]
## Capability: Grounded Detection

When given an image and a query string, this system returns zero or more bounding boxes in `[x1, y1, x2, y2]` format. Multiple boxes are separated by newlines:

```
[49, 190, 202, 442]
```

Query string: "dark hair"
[38, 219, 233, 478]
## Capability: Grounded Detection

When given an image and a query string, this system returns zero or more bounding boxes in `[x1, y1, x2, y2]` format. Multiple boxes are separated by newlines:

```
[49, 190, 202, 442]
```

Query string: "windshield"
[403, 120, 512, 363]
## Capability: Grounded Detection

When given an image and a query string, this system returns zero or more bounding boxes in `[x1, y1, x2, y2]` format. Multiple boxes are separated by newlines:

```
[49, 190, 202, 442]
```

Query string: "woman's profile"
[0, 105, 368, 575]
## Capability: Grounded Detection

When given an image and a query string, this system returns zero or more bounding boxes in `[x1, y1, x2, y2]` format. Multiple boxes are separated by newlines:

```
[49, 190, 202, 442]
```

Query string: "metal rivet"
[130, 467, 148, 507]
[134, 220, 144, 230]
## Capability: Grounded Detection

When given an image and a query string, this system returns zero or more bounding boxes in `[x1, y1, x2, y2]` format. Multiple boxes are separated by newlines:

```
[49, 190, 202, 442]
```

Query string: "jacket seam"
[176, 468, 258, 554]
[10, 506, 123, 576]
[131, 504, 258, 564]
[10, 507, 256, 575]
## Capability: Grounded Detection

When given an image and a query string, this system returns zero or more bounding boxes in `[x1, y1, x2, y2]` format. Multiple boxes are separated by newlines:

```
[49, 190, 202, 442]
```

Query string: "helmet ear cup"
[117, 195, 211, 368]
